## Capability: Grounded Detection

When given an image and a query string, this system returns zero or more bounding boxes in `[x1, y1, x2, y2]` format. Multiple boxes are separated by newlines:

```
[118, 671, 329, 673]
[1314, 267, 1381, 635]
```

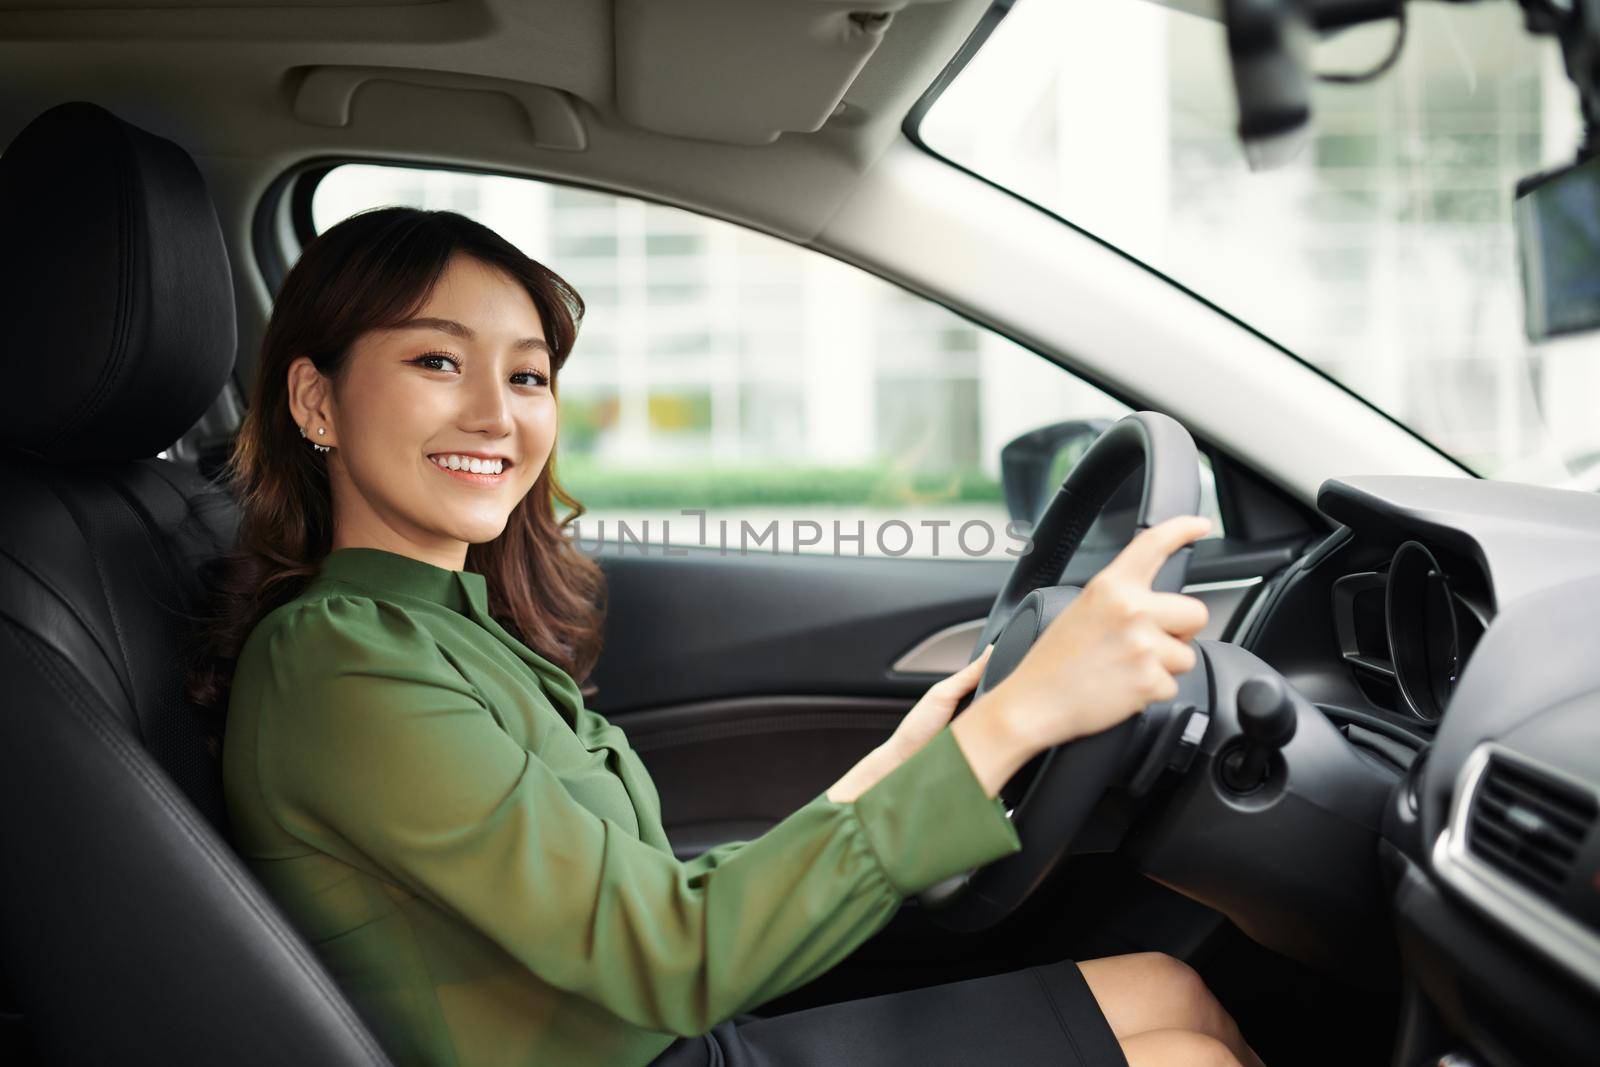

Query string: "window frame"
[252, 155, 1326, 545]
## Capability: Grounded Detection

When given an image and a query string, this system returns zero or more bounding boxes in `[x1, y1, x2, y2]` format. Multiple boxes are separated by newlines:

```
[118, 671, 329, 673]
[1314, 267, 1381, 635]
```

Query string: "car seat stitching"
[95, 467, 200, 621]
[0, 543, 139, 715]
[64, 490, 140, 724]
[55, 120, 140, 449]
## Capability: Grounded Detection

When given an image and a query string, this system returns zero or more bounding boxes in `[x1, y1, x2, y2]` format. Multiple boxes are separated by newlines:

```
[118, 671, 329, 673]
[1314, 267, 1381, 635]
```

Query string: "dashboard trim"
[1235, 527, 1341, 650]
[1432, 742, 1600, 996]
[1181, 576, 1263, 594]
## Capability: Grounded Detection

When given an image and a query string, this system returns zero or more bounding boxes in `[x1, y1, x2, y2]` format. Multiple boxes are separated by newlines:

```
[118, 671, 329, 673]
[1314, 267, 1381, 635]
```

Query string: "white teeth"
[430, 454, 504, 475]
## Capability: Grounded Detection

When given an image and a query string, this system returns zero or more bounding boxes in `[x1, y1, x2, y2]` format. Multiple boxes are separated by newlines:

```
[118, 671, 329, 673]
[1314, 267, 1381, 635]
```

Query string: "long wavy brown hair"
[183, 205, 606, 721]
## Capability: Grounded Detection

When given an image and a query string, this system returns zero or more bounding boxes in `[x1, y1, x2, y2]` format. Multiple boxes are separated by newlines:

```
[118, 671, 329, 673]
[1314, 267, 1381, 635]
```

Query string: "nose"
[459, 367, 514, 438]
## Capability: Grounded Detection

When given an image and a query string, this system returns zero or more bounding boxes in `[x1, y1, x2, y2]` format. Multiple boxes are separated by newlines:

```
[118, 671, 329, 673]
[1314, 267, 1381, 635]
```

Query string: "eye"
[412, 351, 461, 372]
[513, 369, 551, 388]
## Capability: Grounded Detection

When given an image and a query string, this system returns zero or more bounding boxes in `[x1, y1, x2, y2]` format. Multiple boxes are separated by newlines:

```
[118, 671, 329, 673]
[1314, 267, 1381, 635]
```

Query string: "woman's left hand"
[883, 643, 995, 762]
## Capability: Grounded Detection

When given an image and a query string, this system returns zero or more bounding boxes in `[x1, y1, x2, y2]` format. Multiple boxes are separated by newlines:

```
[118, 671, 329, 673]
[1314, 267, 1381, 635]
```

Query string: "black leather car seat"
[0, 102, 393, 1066]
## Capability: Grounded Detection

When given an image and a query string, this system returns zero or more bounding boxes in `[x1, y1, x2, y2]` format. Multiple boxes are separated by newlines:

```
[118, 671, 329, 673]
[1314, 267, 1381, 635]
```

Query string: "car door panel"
[591, 534, 1308, 856]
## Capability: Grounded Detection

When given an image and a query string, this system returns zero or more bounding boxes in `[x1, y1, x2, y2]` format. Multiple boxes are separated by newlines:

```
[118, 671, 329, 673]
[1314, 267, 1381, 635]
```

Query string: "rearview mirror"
[1516, 150, 1600, 340]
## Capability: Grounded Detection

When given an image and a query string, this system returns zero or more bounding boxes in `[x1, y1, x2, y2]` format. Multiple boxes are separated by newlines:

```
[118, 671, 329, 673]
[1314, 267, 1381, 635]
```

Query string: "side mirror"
[998, 418, 1114, 524]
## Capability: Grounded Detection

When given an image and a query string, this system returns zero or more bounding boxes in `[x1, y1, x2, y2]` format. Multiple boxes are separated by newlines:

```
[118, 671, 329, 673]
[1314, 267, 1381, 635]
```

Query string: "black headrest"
[0, 101, 236, 463]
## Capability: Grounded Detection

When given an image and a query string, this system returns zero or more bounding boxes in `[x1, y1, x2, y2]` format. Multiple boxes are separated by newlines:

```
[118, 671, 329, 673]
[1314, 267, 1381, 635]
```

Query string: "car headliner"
[0, 0, 1468, 502]
[0, 0, 980, 240]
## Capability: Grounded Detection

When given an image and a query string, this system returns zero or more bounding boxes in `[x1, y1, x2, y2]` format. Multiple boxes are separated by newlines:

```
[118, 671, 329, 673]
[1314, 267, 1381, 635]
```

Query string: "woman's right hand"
[951, 514, 1213, 796]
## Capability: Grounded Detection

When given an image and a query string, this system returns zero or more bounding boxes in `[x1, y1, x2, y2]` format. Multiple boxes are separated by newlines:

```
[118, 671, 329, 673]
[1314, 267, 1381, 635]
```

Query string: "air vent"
[1467, 756, 1597, 902]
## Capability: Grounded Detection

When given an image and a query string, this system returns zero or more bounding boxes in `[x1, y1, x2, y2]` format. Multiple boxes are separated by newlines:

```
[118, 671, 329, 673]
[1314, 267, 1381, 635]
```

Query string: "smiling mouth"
[427, 453, 513, 484]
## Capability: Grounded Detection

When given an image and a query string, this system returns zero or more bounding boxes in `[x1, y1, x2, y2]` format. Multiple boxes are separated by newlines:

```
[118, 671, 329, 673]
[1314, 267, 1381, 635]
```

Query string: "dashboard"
[1240, 475, 1600, 742]
[1235, 474, 1600, 1066]
[1330, 538, 1489, 726]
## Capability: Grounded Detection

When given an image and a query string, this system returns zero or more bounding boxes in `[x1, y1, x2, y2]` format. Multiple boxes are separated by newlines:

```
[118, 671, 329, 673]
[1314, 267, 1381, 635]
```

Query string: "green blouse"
[223, 546, 1022, 1067]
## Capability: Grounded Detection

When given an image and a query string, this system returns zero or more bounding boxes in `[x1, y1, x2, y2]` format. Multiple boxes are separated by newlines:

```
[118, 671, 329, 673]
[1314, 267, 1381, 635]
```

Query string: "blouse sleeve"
[255, 595, 1021, 1038]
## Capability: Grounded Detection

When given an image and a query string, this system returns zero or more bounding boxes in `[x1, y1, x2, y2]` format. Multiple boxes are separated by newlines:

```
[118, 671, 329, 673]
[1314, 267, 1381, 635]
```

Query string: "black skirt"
[648, 958, 1130, 1067]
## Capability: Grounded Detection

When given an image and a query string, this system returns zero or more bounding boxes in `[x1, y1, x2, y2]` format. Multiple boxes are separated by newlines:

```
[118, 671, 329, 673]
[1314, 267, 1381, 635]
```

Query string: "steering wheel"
[919, 411, 1202, 931]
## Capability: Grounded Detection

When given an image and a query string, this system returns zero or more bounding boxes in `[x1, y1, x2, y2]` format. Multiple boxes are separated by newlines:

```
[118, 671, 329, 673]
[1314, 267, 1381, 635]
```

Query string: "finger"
[1142, 591, 1209, 640]
[935, 643, 994, 695]
[954, 642, 994, 677]
[1154, 632, 1198, 675]
[1103, 515, 1212, 588]
[1147, 667, 1181, 704]
[1133, 618, 1195, 674]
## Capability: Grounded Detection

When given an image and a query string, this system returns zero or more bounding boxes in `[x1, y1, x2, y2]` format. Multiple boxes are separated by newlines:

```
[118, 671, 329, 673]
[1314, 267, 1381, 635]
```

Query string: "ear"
[286, 356, 337, 446]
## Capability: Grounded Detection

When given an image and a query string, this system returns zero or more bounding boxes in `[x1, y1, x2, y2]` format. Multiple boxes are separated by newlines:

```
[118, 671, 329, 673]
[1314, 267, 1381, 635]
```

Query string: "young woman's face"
[289, 252, 557, 570]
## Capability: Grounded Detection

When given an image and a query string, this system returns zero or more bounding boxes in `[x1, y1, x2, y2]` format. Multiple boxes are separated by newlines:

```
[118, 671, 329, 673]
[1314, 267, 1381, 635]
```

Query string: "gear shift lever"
[1220, 674, 1296, 793]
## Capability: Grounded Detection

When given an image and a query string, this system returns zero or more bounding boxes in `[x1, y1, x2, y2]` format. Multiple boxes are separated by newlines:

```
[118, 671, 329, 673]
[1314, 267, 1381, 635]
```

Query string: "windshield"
[919, 0, 1600, 486]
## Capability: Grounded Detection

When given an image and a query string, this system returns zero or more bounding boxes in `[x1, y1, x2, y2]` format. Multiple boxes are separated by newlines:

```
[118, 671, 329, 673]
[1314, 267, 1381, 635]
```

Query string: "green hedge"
[555, 461, 1003, 508]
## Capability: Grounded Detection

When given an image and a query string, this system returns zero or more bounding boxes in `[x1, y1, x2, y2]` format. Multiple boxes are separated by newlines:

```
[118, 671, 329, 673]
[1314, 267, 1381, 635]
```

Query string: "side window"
[311, 165, 1222, 558]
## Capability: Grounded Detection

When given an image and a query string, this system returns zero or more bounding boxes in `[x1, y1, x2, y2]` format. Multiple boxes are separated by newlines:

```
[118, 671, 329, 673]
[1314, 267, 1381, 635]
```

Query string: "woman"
[187, 206, 1265, 1067]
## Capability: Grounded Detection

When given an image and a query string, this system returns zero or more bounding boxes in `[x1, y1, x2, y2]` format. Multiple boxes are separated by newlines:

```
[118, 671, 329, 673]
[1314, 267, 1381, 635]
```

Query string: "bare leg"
[1120, 1028, 1243, 1067]
[1078, 952, 1267, 1067]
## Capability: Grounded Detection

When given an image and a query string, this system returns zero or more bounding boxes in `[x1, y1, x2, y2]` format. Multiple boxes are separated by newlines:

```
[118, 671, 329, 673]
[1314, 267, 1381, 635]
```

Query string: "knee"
[1122, 1029, 1242, 1067]
[1172, 1030, 1242, 1067]
[1138, 952, 1228, 1036]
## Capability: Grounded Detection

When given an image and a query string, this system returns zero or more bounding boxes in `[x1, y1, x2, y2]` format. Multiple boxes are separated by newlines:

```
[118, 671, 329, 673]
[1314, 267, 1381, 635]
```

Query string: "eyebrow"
[391, 316, 551, 355]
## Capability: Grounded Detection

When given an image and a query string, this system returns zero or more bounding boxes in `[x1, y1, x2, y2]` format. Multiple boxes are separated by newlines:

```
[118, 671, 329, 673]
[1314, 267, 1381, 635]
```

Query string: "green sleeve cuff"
[850, 726, 1022, 896]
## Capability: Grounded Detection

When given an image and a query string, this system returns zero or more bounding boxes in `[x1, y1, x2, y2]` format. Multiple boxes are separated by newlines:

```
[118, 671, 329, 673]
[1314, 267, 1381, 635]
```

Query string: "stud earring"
[299, 424, 332, 454]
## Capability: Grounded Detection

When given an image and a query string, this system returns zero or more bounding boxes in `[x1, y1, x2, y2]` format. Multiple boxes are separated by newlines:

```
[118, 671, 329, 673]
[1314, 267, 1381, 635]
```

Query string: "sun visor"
[615, 0, 945, 145]
[292, 66, 587, 151]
